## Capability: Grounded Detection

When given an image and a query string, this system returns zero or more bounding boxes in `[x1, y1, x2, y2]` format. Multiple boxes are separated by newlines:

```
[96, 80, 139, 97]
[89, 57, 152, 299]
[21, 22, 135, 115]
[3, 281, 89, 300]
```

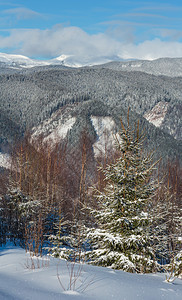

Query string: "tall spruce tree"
[86, 113, 159, 273]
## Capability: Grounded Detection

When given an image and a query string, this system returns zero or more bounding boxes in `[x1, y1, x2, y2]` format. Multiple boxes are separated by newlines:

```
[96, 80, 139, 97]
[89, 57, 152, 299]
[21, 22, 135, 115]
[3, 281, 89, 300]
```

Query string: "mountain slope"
[30, 101, 181, 161]
[0, 59, 181, 160]
[98, 57, 182, 77]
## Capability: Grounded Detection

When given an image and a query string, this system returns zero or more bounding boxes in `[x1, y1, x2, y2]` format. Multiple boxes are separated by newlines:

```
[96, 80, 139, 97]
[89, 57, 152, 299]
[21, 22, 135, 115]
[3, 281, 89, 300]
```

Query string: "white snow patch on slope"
[44, 117, 76, 143]
[91, 116, 117, 156]
[32, 114, 76, 144]
[0, 153, 11, 169]
[144, 102, 169, 127]
[131, 63, 142, 68]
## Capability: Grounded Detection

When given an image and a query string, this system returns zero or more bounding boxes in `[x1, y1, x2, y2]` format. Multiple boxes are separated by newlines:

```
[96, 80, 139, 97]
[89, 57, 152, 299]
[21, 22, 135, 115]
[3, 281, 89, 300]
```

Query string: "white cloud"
[121, 39, 182, 60]
[2, 7, 41, 20]
[0, 26, 121, 59]
[157, 29, 182, 41]
[0, 25, 182, 62]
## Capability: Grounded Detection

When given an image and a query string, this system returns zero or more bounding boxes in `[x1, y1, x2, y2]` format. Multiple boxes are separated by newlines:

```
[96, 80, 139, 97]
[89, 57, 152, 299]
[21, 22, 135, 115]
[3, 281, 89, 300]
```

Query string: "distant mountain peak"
[55, 54, 73, 61]
[0, 52, 50, 68]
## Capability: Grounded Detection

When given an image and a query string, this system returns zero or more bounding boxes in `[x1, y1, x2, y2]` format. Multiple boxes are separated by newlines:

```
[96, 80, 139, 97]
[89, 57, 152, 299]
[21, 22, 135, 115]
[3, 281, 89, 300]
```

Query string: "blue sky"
[0, 0, 182, 61]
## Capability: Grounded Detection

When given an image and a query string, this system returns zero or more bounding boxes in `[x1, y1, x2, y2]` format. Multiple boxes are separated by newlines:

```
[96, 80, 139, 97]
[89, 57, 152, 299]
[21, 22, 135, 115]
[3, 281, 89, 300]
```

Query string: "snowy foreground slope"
[0, 245, 182, 300]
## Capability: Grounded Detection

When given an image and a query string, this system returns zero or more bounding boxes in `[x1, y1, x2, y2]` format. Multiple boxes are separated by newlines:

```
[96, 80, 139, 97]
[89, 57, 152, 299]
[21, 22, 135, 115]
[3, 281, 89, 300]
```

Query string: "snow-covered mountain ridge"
[0, 52, 51, 68]
[1, 52, 182, 77]
[100, 57, 182, 77]
[0, 52, 113, 69]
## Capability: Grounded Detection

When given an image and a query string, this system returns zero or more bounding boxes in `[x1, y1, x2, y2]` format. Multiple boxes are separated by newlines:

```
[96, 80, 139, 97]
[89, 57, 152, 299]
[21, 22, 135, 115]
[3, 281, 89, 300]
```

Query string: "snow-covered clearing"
[0, 244, 182, 300]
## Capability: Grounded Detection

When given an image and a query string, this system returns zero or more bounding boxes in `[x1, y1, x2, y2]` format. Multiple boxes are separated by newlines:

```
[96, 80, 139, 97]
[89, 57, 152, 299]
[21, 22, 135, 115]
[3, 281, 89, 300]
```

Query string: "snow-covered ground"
[0, 153, 11, 169]
[31, 112, 76, 145]
[31, 114, 118, 155]
[91, 116, 117, 156]
[144, 101, 169, 128]
[0, 244, 182, 300]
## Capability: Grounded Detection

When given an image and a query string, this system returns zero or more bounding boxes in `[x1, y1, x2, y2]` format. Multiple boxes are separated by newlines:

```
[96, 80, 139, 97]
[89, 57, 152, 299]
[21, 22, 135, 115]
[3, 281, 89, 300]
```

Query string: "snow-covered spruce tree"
[48, 214, 87, 262]
[85, 115, 159, 273]
[1, 187, 42, 246]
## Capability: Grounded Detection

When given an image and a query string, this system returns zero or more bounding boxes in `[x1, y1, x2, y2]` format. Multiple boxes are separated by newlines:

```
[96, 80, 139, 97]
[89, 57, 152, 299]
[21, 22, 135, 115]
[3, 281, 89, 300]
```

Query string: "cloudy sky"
[0, 0, 182, 62]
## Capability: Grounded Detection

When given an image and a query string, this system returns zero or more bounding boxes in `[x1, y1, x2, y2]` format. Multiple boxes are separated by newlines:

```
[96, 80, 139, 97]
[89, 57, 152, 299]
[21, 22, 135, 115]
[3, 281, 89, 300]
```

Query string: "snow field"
[0, 244, 182, 300]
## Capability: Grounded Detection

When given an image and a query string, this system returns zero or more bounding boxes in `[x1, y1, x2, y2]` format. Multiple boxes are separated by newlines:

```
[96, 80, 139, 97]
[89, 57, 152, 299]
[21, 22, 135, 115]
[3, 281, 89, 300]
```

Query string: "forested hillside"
[0, 64, 181, 159]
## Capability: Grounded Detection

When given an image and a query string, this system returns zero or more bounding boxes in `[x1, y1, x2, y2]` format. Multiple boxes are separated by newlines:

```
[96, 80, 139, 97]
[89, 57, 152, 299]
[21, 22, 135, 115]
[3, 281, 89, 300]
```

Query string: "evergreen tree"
[48, 216, 87, 262]
[85, 115, 159, 273]
[1, 188, 42, 246]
